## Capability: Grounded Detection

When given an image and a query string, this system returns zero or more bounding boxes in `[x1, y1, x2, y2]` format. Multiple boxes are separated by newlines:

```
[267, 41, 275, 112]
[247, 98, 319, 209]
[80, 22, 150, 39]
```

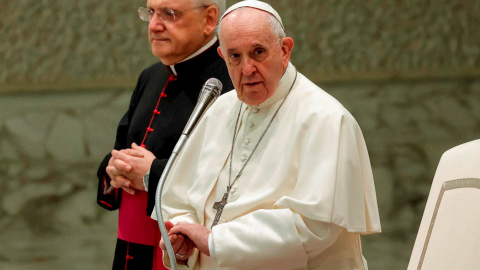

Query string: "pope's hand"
[160, 221, 195, 260]
[169, 222, 211, 256]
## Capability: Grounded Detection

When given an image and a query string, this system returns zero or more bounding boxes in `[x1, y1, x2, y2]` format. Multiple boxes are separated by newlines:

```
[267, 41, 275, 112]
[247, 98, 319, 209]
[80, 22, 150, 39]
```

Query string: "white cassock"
[153, 63, 381, 270]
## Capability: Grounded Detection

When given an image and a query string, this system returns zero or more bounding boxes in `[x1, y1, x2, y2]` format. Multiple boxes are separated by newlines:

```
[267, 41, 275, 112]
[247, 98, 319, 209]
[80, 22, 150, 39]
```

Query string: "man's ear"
[203, 5, 219, 36]
[281, 37, 294, 66]
[217, 46, 225, 60]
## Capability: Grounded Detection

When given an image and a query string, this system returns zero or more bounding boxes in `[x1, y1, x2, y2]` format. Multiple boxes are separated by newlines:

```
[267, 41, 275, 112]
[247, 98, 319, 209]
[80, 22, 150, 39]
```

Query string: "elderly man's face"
[147, 0, 215, 65]
[218, 9, 293, 106]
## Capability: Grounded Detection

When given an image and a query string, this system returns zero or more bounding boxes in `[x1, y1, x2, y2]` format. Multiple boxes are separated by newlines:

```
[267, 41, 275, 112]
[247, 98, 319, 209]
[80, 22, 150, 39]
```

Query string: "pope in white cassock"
[154, 1, 381, 269]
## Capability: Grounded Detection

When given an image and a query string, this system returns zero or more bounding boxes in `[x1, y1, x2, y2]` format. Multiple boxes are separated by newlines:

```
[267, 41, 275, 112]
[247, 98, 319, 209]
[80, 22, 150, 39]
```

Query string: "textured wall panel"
[267, 0, 480, 80]
[2, 0, 480, 92]
[1, 0, 156, 91]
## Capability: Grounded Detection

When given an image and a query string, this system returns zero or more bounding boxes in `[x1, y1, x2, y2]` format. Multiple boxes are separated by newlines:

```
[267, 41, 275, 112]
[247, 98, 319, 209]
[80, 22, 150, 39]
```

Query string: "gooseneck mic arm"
[155, 78, 223, 270]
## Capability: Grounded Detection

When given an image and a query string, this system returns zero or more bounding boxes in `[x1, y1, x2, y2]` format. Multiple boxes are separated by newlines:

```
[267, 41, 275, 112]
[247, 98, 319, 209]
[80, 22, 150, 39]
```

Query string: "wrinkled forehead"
[147, 0, 195, 8]
[222, 8, 276, 37]
[219, 9, 280, 54]
[220, 8, 269, 38]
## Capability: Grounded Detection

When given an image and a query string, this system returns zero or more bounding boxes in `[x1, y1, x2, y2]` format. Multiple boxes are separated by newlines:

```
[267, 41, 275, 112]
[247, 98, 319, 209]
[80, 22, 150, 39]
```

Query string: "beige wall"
[1, 0, 479, 269]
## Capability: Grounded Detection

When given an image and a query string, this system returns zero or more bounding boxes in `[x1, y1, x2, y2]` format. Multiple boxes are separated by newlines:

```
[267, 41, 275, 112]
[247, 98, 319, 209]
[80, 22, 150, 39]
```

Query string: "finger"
[122, 149, 144, 158]
[176, 237, 190, 256]
[106, 169, 115, 181]
[108, 155, 116, 166]
[159, 233, 172, 250]
[111, 175, 132, 188]
[159, 237, 167, 250]
[164, 233, 178, 249]
[106, 165, 119, 177]
[121, 186, 135, 195]
[109, 174, 126, 189]
[165, 221, 175, 232]
[160, 231, 179, 250]
[131, 142, 144, 151]
[111, 150, 122, 161]
[123, 144, 145, 157]
[185, 239, 195, 257]
[110, 180, 120, 189]
[115, 150, 135, 160]
[172, 234, 185, 253]
[169, 224, 188, 236]
[113, 157, 132, 172]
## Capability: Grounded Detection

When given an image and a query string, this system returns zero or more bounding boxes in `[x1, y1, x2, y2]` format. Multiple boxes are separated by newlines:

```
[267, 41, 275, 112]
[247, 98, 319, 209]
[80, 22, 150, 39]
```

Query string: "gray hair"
[218, 7, 286, 44]
[267, 12, 286, 44]
[193, 0, 227, 19]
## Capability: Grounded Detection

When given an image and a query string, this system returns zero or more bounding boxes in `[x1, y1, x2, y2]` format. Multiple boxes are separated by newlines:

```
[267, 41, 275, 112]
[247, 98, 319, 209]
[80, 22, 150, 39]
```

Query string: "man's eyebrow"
[226, 43, 265, 54]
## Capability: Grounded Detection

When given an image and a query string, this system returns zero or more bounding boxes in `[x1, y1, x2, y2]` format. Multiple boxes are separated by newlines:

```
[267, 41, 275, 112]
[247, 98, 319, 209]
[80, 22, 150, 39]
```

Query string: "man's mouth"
[152, 37, 169, 42]
[244, 81, 261, 87]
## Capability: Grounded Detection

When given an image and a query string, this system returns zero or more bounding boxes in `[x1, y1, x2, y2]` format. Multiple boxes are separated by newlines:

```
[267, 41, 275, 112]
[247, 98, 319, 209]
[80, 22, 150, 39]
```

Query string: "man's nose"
[241, 58, 257, 75]
[148, 15, 166, 32]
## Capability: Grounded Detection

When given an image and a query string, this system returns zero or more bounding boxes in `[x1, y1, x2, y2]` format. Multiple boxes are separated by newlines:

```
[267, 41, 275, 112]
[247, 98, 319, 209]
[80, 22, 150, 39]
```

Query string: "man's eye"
[162, 8, 176, 18]
[252, 49, 267, 60]
[229, 54, 241, 64]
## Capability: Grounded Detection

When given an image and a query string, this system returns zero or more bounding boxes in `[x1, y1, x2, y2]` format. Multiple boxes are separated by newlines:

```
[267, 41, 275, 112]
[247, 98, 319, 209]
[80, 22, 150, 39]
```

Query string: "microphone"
[176, 78, 223, 150]
[155, 78, 223, 270]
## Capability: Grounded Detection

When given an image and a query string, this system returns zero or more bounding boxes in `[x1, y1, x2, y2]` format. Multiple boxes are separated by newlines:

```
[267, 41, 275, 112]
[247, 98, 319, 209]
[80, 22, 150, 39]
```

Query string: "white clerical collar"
[248, 62, 297, 110]
[169, 36, 218, 75]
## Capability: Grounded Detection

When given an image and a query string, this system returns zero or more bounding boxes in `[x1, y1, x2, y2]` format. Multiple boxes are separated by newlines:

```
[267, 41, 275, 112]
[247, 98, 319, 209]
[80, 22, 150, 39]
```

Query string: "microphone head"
[182, 78, 224, 136]
[204, 78, 223, 97]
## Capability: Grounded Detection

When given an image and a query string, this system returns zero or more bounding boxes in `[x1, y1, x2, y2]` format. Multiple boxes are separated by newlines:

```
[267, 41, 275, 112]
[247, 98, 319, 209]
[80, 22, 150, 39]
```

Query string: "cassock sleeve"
[147, 158, 168, 215]
[212, 210, 343, 269]
[96, 152, 121, 210]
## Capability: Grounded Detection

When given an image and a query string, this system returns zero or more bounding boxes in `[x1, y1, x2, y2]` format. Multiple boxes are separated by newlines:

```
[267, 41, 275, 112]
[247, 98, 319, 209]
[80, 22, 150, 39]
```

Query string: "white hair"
[218, 7, 286, 44]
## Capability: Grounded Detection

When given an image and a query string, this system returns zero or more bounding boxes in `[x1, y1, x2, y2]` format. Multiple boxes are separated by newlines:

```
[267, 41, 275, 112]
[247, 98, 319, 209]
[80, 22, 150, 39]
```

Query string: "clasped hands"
[106, 143, 155, 194]
[160, 221, 212, 261]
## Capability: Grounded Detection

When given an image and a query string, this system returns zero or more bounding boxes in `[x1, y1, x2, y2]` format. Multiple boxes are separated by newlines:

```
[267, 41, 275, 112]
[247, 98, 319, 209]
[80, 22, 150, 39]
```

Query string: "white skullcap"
[220, 0, 284, 29]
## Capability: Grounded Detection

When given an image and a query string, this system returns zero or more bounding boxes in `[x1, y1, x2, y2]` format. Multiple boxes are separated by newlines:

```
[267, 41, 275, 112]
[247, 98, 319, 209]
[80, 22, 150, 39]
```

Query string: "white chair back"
[408, 140, 480, 270]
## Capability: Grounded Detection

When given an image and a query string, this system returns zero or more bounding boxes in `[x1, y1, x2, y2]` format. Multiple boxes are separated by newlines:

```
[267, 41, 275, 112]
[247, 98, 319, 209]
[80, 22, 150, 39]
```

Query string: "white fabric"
[208, 233, 216, 259]
[408, 139, 480, 270]
[221, 0, 284, 28]
[155, 63, 381, 269]
[206, 212, 343, 268]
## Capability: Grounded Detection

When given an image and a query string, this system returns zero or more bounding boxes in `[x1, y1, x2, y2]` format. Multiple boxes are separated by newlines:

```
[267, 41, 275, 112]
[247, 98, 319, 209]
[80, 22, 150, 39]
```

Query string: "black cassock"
[96, 41, 233, 270]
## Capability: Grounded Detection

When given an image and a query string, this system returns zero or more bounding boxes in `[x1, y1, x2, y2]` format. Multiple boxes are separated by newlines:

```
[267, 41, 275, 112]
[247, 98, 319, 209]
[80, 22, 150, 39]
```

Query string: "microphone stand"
[154, 79, 222, 270]
[155, 139, 185, 270]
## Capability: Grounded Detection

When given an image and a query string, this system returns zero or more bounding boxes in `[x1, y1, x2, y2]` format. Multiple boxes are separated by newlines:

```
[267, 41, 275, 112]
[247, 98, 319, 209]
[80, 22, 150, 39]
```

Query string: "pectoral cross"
[211, 188, 230, 228]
